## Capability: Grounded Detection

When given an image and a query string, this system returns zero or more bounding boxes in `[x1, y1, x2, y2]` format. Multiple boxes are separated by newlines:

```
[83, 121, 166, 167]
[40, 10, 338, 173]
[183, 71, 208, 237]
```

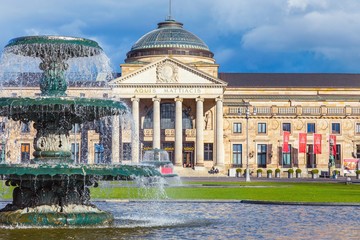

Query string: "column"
[131, 97, 140, 163]
[216, 97, 224, 166]
[196, 97, 204, 166]
[152, 97, 161, 149]
[111, 115, 120, 163]
[174, 98, 183, 166]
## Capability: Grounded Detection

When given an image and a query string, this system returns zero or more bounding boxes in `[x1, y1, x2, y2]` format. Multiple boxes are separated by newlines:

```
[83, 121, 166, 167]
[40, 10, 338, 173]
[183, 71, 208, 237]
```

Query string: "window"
[331, 123, 341, 134]
[282, 123, 291, 133]
[21, 122, 30, 133]
[258, 123, 267, 134]
[80, 93, 85, 97]
[232, 144, 242, 165]
[307, 123, 316, 133]
[257, 144, 267, 167]
[356, 123, 360, 134]
[71, 143, 80, 163]
[71, 123, 81, 133]
[306, 144, 317, 168]
[103, 93, 109, 98]
[143, 103, 193, 129]
[94, 143, 104, 164]
[0, 143, 5, 162]
[282, 144, 292, 167]
[122, 143, 132, 161]
[0, 122, 5, 133]
[21, 143, 30, 163]
[233, 123, 242, 133]
[356, 144, 360, 158]
[204, 143, 213, 161]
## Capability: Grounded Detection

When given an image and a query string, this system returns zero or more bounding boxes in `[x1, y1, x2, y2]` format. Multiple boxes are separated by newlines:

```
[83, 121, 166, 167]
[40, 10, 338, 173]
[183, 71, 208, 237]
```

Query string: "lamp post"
[244, 104, 257, 182]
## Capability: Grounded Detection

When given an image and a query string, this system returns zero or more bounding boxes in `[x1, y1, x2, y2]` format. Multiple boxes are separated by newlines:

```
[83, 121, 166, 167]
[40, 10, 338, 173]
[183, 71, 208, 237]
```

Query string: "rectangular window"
[122, 143, 132, 161]
[282, 123, 291, 133]
[21, 122, 30, 133]
[356, 123, 360, 134]
[94, 143, 104, 164]
[257, 144, 267, 167]
[71, 143, 80, 163]
[204, 143, 213, 161]
[307, 123, 316, 133]
[0, 122, 5, 133]
[258, 123, 267, 134]
[233, 123, 242, 133]
[282, 144, 292, 167]
[71, 123, 81, 133]
[331, 123, 341, 134]
[306, 144, 317, 168]
[232, 144, 242, 165]
[356, 144, 360, 158]
[21, 143, 30, 163]
[0, 143, 5, 162]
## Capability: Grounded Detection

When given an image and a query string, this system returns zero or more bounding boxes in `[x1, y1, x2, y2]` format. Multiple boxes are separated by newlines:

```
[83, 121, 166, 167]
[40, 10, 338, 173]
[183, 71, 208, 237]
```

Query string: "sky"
[1, 0, 360, 74]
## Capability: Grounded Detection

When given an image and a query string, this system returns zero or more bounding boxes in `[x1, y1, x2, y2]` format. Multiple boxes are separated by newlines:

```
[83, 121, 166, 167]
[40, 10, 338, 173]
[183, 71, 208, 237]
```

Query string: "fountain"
[0, 36, 161, 226]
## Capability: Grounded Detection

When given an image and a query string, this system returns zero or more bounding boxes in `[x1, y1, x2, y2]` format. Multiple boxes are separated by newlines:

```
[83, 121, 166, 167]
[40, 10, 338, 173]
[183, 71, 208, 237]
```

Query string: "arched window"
[143, 103, 192, 129]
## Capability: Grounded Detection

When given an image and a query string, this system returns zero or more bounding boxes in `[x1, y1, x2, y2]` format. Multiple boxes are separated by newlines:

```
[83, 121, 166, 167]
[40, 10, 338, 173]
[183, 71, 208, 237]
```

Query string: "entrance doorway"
[183, 142, 194, 168]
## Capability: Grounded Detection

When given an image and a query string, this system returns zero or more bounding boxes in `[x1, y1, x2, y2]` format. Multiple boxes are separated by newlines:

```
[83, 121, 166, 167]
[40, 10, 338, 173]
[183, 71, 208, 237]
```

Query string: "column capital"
[152, 97, 161, 102]
[196, 97, 204, 102]
[215, 97, 223, 102]
[174, 97, 183, 102]
[131, 97, 140, 102]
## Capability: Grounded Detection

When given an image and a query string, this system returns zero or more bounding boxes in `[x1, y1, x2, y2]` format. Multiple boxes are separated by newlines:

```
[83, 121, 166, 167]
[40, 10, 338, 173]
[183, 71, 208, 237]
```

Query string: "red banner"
[314, 133, 322, 154]
[329, 135, 337, 156]
[283, 131, 290, 153]
[299, 133, 307, 153]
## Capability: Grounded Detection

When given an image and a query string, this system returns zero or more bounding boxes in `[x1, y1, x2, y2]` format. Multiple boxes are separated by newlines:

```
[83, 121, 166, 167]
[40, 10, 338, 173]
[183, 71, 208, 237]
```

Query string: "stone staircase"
[173, 166, 227, 177]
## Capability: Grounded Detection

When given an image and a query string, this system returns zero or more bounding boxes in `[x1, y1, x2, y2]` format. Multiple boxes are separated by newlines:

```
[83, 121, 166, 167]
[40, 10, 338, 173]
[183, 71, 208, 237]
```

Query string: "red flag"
[283, 131, 290, 153]
[314, 133, 322, 154]
[330, 135, 337, 156]
[299, 133, 307, 153]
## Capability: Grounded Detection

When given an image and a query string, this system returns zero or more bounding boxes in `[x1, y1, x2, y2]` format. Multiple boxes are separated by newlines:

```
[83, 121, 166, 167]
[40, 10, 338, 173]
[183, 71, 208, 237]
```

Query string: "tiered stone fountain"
[0, 36, 160, 226]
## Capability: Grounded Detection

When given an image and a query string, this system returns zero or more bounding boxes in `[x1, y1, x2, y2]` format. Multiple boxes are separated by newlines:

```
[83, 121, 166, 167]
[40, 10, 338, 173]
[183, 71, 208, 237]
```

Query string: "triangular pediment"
[109, 57, 227, 86]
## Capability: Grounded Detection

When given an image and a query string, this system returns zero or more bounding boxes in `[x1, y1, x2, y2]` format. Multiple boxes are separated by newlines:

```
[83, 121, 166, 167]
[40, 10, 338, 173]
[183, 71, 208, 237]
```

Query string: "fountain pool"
[0, 201, 358, 239]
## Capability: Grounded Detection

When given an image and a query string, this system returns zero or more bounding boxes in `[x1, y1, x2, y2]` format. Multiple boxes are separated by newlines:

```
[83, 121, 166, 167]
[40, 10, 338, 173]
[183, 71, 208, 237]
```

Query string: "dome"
[125, 19, 214, 62]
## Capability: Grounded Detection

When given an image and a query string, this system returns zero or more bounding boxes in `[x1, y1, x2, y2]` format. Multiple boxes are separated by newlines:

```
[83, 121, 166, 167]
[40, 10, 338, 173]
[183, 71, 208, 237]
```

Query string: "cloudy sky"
[1, 0, 360, 73]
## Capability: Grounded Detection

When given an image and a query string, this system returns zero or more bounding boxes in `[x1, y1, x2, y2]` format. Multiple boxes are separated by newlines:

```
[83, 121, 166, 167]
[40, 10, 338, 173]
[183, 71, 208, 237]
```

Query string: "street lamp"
[329, 138, 335, 178]
[244, 104, 257, 182]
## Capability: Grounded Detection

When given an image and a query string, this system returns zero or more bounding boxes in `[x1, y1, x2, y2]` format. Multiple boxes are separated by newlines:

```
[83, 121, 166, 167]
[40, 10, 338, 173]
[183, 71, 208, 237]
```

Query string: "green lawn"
[90, 181, 360, 203]
[1, 181, 359, 203]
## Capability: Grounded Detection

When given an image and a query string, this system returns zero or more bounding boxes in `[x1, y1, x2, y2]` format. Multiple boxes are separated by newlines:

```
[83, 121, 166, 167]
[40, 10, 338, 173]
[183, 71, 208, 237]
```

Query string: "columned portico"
[152, 97, 161, 149]
[196, 97, 204, 166]
[131, 97, 140, 162]
[216, 97, 224, 166]
[174, 97, 183, 166]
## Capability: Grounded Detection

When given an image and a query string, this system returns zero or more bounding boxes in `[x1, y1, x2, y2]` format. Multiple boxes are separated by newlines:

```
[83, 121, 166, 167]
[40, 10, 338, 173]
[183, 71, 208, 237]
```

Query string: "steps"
[173, 166, 227, 177]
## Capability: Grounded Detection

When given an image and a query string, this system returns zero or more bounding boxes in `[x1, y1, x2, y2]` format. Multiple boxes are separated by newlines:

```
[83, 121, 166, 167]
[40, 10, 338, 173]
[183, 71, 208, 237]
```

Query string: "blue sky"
[1, 0, 360, 73]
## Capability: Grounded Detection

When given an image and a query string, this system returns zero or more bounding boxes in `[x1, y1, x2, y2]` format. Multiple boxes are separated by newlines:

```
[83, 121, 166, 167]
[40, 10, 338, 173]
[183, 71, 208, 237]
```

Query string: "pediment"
[109, 57, 227, 86]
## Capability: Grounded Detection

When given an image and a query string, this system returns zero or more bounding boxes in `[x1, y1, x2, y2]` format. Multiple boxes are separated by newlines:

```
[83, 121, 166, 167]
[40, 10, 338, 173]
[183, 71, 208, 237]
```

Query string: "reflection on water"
[0, 201, 359, 239]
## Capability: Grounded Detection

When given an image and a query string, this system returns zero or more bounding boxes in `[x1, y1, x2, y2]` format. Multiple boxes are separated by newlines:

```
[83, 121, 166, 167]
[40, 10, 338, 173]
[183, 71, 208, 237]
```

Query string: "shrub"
[267, 169, 273, 174]
[356, 170, 360, 174]
[275, 168, 281, 173]
[257, 169, 263, 173]
[334, 170, 340, 175]
[311, 169, 319, 174]
[296, 169, 302, 174]
[288, 169, 294, 174]
[236, 168, 242, 173]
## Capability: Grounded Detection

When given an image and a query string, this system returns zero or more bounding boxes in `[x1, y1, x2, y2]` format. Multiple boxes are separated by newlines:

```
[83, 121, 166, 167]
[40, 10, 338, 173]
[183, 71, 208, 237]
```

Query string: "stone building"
[1, 18, 360, 176]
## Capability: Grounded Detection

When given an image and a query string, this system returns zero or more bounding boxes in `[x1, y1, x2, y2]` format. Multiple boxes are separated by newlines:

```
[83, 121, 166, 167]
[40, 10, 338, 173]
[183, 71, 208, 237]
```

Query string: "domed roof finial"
[166, 0, 174, 21]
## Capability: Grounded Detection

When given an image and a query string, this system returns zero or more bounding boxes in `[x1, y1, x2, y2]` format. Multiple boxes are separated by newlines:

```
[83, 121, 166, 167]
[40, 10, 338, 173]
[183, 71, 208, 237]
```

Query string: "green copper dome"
[126, 19, 214, 62]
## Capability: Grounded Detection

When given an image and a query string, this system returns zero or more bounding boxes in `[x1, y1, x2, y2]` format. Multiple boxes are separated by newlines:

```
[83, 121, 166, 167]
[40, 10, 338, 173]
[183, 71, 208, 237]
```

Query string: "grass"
[1, 181, 359, 203]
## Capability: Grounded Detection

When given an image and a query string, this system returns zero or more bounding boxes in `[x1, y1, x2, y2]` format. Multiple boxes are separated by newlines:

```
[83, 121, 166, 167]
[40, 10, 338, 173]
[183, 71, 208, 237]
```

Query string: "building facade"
[1, 18, 360, 176]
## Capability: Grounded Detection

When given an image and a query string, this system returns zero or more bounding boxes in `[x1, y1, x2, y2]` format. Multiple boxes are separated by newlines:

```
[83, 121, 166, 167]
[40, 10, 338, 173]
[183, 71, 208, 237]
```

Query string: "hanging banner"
[283, 131, 290, 153]
[329, 135, 337, 156]
[299, 133, 307, 153]
[314, 133, 322, 154]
